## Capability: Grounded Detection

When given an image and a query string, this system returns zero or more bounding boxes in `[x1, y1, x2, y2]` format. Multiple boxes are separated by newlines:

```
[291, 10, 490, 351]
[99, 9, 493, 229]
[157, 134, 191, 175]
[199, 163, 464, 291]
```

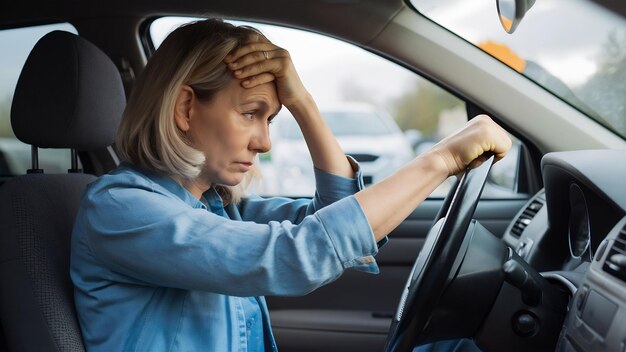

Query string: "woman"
[70, 19, 511, 351]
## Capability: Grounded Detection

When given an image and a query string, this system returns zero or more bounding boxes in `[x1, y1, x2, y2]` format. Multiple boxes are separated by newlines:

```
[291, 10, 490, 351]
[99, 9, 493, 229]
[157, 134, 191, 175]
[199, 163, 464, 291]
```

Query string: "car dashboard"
[501, 150, 626, 351]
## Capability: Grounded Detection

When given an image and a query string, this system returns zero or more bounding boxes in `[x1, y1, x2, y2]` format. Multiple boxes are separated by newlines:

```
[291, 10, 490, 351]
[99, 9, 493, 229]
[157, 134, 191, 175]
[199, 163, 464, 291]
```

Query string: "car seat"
[0, 30, 125, 351]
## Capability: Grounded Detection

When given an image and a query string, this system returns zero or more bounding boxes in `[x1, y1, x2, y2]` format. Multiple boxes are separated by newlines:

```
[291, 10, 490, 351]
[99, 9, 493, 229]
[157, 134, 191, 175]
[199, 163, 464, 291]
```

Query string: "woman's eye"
[242, 112, 254, 120]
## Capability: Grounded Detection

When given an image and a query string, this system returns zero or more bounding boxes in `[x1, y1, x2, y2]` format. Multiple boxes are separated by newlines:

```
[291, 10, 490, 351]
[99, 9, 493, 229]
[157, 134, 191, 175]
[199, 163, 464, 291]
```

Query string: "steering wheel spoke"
[385, 156, 496, 352]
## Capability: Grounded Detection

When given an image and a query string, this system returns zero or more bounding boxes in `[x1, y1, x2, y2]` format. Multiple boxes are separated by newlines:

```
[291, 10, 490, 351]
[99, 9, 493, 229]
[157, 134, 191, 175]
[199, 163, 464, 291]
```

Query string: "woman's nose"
[250, 123, 271, 153]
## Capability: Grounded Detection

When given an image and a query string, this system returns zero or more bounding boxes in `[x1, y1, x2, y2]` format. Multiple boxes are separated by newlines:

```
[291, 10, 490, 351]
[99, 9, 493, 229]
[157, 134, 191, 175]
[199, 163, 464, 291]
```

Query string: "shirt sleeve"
[238, 156, 363, 224]
[78, 181, 379, 298]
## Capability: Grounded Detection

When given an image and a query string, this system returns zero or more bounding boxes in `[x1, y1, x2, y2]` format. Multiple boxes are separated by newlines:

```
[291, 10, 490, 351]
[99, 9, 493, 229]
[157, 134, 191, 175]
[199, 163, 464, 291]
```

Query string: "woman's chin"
[216, 174, 245, 187]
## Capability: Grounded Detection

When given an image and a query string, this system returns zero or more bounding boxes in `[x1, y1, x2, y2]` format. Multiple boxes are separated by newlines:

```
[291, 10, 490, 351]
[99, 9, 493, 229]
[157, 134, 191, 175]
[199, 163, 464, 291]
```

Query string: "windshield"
[408, 0, 626, 139]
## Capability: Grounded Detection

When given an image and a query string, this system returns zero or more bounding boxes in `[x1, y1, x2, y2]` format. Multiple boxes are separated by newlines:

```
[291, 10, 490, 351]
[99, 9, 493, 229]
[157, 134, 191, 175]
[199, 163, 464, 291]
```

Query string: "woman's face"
[187, 79, 281, 187]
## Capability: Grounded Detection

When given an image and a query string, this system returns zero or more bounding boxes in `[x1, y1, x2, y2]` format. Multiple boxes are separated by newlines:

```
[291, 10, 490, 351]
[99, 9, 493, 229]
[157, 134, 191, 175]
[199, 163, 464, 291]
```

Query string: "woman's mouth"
[235, 161, 253, 172]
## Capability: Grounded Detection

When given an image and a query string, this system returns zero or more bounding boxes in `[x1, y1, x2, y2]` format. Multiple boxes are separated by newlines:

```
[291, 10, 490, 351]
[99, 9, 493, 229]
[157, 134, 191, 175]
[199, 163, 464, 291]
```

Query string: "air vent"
[510, 192, 545, 238]
[603, 224, 626, 282]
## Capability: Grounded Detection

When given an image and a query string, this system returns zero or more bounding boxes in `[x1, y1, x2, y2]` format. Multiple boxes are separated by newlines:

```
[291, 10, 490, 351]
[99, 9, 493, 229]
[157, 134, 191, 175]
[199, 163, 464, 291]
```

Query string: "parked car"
[257, 103, 415, 196]
[1, 0, 625, 352]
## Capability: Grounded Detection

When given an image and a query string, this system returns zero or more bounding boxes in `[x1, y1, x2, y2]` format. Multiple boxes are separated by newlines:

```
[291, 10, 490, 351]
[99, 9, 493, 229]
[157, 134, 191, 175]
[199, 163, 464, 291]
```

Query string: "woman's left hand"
[224, 34, 309, 108]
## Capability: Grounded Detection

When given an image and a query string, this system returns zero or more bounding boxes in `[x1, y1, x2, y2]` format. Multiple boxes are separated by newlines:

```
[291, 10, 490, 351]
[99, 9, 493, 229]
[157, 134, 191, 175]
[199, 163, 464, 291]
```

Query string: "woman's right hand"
[425, 114, 512, 177]
[355, 114, 512, 240]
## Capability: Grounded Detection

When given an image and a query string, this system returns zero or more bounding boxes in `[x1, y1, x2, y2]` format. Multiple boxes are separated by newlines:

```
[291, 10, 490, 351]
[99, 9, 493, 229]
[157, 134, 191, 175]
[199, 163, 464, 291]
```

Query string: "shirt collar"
[203, 188, 226, 215]
[120, 162, 206, 209]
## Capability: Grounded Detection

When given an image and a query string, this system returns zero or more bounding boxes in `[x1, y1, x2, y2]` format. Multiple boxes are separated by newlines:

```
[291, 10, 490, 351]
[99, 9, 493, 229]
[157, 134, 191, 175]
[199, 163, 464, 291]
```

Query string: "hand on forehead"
[245, 31, 268, 44]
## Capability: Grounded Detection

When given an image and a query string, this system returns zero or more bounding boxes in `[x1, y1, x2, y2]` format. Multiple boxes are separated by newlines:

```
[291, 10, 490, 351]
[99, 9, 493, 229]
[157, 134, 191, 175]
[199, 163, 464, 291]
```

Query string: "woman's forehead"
[228, 80, 281, 112]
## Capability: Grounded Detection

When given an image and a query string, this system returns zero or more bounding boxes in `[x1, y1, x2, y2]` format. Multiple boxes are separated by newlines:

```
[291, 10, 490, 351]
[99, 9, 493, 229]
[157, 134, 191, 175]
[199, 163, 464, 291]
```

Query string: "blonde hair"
[116, 19, 263, 204]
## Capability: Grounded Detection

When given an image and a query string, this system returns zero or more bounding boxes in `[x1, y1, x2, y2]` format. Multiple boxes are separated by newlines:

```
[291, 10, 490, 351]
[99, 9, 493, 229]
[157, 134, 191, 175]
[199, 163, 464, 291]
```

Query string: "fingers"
[467, 152, 492, 169]
[475, 114, 512, 161]
[430, 114, 512, 175]
[243, 32, 270, 45]
[225, 31, 270, 61]
[229, 54, 284, 86]
[225, 40, 294, 90]
[228, 48, 289, 77]
[225, 42, 278, 64]
[240, 72, 275, 88]
[471, 115, 512, 165]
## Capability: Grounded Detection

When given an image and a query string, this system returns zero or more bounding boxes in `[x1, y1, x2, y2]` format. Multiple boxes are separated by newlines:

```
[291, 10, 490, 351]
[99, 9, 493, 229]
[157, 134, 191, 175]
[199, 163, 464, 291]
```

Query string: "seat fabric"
[0, 30, 125, 352]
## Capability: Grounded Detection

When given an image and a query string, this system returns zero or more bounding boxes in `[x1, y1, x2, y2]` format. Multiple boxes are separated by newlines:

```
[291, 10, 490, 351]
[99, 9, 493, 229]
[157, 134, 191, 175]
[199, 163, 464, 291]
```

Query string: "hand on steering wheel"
[385, 155, 495, 352]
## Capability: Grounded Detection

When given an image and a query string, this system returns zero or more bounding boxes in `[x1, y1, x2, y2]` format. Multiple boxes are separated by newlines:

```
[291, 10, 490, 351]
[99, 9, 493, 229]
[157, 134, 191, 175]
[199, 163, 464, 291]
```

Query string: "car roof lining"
[2, 0, 404, 45]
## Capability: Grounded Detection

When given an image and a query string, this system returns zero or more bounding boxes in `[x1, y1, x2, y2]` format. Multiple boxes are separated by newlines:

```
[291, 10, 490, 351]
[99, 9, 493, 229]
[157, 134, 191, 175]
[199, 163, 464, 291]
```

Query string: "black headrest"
[11, 31, 125, 150]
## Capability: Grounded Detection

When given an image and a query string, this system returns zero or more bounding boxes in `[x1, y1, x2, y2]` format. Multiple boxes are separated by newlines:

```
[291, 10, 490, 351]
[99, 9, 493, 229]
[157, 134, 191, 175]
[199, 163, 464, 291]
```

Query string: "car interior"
[0, 0, 625, 351]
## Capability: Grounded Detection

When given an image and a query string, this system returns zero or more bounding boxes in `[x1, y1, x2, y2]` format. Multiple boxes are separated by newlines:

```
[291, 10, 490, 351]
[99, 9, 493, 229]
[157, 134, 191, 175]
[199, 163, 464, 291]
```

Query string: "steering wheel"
[384, 155, 495, 352]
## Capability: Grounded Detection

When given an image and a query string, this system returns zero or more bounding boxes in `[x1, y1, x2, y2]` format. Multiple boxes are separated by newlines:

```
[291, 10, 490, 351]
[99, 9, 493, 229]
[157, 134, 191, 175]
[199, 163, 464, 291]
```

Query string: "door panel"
[272, 325, 388, 352]
[267, 197, 529, 351]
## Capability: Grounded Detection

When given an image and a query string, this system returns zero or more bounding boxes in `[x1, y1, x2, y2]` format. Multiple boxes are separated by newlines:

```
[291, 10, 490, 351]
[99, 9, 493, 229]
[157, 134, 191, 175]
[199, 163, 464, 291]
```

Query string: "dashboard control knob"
[513, 312, 538, 337]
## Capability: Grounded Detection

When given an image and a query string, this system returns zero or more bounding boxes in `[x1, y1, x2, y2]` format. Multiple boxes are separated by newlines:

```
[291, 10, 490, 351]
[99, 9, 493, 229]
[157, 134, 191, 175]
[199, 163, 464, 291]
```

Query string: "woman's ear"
[174, 85, 195, 132]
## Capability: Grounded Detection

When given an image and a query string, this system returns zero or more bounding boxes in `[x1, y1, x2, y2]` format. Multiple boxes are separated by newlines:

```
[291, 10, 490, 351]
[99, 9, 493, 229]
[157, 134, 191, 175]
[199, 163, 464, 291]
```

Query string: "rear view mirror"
[497, 0, 536, 33]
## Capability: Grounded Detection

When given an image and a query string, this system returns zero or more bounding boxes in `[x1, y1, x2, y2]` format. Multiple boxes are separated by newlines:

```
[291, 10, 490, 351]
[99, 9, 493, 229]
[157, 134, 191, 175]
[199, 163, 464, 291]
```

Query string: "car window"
[0, 23, 80, 175]
[410, 0, 626, 140]
[149, 17, 522, 198]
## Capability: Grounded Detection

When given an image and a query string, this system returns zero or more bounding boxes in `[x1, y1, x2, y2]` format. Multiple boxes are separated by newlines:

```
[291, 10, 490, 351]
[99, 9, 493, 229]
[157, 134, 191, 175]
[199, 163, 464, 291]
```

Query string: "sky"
[414, 0, 625, 87]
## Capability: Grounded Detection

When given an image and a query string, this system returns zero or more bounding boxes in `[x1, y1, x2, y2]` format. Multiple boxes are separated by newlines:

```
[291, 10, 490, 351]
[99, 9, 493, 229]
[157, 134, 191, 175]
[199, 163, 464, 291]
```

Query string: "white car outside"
[254, 103, 415, 197]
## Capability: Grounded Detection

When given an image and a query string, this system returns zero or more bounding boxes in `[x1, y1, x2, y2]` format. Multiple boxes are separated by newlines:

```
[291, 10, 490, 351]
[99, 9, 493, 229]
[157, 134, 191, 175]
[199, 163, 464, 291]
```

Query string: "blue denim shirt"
[200, 194, 266, 351]
[70, 162, 383, 351]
